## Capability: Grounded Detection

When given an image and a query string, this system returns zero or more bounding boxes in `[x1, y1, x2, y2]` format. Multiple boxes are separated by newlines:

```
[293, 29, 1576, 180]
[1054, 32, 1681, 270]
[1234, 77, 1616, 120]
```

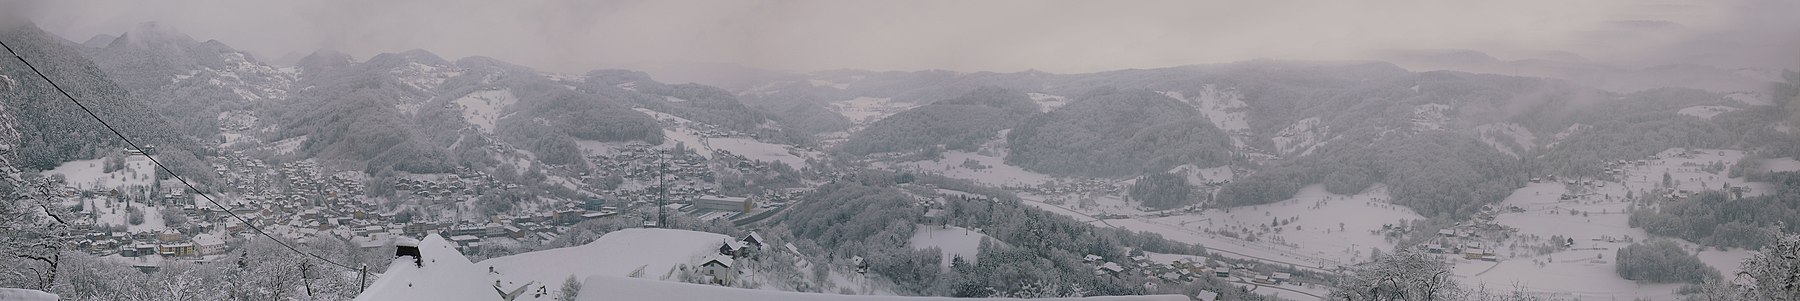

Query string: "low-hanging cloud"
[15, 0, 1800, 74]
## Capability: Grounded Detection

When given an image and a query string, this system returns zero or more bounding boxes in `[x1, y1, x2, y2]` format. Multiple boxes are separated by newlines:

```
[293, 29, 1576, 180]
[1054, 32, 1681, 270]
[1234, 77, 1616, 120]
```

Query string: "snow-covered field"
[42, 156, 156, 190]
[577, 275, 1188, 301]
[890, 151, 1054, 187]
[1760, 157, 1800, 173]
[908, 225, 996, 268]
[1726, 92, 1773, 106]
[633, 108, 817, 167]
[1022, 184, 1417, 272]
[1452, 249, 1683, 301]
[1025, 93, 1069, 112]
[1460, 148, 1777, 300]
[452, 89, 517, 133]
[1474, 122, 1537, 158]
[1159, 86, 1250, 148]
[829, 97, 919, 125]
[708, 137, 815, 168]
[478, 228, 733, 300]
[1167, 164, 1233, 185]
[1675, 105, 1741, 120]
[1133, 184, 1419, 266]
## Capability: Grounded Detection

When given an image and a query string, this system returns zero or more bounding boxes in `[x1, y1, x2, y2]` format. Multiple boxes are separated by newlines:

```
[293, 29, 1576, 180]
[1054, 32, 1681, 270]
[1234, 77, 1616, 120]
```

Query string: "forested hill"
[0, 22, 197, 174]
[840, 87, 1038, 155]
[258, 49, 672, 174]
[83, 22, 296, 140]
[1005, 88, 1233, 177]
[738, 61, 1791, 219]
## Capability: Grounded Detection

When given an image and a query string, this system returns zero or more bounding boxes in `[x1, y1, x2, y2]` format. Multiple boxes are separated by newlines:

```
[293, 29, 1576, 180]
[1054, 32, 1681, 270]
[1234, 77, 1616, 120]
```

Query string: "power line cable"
[1, 39, 358, 271]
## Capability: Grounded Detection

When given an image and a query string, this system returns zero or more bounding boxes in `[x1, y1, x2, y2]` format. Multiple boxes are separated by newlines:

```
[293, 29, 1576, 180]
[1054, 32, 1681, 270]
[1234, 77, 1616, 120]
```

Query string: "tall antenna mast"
[657, 152, 668, 227]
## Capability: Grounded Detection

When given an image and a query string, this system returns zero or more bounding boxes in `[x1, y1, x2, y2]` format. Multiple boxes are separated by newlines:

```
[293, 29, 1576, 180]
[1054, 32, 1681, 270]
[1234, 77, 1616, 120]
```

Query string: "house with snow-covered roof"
[698, 256, 737, 285]
[1096, 262, 1125, 276]
[741, 232, 766, 250]
[719, 239, 748, 258]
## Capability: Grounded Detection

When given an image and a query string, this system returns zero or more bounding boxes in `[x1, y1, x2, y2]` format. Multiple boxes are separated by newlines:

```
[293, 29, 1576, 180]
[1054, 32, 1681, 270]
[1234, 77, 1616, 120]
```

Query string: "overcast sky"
[14, 0, 1799, 74]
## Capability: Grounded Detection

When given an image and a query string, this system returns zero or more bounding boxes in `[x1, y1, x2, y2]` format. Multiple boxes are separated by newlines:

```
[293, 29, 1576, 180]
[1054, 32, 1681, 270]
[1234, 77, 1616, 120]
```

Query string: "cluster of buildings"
[1084, 253, 1293, 288]
[1012, 178, 1124, 197]
[697, 232, 768, 286]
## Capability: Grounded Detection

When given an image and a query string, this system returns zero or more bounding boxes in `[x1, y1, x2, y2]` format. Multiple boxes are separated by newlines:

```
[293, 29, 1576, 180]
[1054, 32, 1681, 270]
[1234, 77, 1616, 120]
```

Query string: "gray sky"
[15, 0, 1800, 74]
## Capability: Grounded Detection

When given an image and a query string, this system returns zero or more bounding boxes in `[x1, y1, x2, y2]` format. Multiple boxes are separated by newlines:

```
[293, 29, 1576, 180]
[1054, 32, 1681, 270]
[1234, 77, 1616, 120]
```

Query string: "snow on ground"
[1465, 148, 1780, 300]
[390, 62, 462, 92]
[1760, 157, 1800, 173]
[355, 235, 496, 301]
[707, 137, 815, 168]
[0, 288, 58, 301]
[1158, 86, 1250, 147]
[1047, 184, 1416, 271]
[478, 228, 732, 300]
[578, 275, 1189, 301]
[632, 108, 815, 167]
[1272, 117, 1326, 156]
[909, 225, 996, 268]
[1411, 103, 1453, 131]
[1167, 164, 1233, 185]
[891, 151, 1054, 187]
[1726, 92, 1772, 106]
[1676, 105, 1741, 120]
[575, 140, 641, 157]
[808, 79, 851, 89]
[42, 156, 156, 190]
[1452, 249, 1683, 301]
[1025, 92, 1070, 112]
[1544, 124, 1588, 148]
[1474, 123, 1537, 158]
[1694, 248, 1753, 277]
[267, 135, 307, 156]
[452, 89, 517, 133]
[829, 97, 919, 125]
[1638, 149, 1773, 197]
[1173, 184, 1418, 265]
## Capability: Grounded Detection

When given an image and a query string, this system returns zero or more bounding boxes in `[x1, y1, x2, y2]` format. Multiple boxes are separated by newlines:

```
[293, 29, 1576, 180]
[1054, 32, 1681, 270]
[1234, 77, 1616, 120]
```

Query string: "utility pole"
[658, 154, 669, 228]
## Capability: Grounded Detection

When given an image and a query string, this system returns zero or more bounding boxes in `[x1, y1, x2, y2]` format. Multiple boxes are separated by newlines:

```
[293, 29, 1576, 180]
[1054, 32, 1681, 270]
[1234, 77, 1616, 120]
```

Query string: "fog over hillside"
[3, 1, 1800, 301]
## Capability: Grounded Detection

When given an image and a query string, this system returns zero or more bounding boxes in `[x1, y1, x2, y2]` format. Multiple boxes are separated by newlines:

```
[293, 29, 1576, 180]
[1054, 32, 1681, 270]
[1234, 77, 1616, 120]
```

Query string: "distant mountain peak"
[81, 34, 117, 48]
[296, 49, 356, 71]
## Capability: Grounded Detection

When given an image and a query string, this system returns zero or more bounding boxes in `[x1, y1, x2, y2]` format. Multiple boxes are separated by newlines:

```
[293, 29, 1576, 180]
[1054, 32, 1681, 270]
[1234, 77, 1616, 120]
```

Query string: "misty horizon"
[5, 1, 1800, 301]
[10, 0, 1800, 77]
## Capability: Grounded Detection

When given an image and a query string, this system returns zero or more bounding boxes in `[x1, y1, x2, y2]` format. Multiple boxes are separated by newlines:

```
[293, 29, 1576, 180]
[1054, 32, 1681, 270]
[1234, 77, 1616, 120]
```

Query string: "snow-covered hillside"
[577, 275, 1189, 301]
[1473, 122, 1536, 158]
[1272, 117, 1328, 156]
[1025, 93, 1069, 112]
[1158, 86, 1250, 148]
[452, 89, 517, 133]
[1675, 105, 1741, 120]
[41, 156, 155, 190]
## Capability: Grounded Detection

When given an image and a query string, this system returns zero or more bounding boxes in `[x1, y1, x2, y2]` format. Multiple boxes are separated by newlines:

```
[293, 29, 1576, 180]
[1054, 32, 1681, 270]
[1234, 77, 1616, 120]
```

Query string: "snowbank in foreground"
[354, 234, 496, 301]
[578, 275, 1189, 301]
[0, 288, 58, 301]
[478, 228, 732, 297]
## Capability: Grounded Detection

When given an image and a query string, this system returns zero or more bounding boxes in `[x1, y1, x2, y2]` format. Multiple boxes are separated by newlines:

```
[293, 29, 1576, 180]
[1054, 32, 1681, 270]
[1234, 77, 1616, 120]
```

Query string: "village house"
[699, 256, 736, 285]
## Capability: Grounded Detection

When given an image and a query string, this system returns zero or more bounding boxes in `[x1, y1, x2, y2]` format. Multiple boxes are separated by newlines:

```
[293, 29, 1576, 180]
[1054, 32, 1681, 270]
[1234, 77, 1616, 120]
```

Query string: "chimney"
[393, 237, 422, 267]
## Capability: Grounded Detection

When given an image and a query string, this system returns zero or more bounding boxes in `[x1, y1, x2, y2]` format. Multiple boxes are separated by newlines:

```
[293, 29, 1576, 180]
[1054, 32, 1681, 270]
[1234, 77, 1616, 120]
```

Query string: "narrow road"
[1231, 276, 1326, 300]
[1130, 216, 1341, 274]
